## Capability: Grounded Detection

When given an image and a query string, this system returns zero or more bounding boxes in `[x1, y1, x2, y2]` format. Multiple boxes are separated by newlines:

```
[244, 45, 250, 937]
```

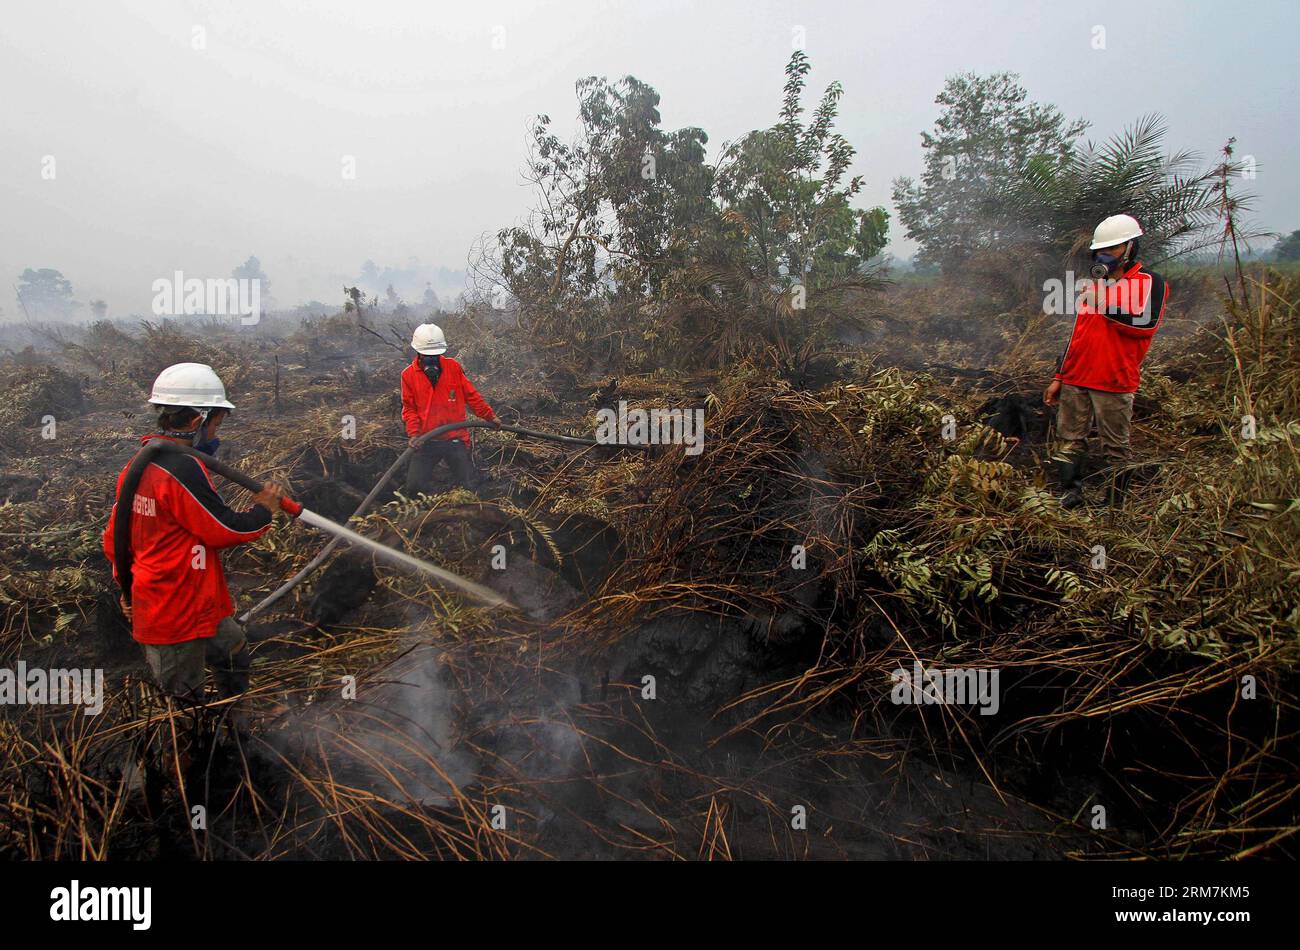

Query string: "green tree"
[484, 74, 712, 333]
[677, 50, 889, 365]
[713, 51, 887, 282]
[891, 73, 1088, 273]
[233, 255, 271, 307]
[895, 75, 1252, 302]
[483, 53, 888, 369]
[16, 268, 76, 320]
[1013, 115, 1236, 266]
[1273, 230, 1300, 262]
[421, 283, 441, 311]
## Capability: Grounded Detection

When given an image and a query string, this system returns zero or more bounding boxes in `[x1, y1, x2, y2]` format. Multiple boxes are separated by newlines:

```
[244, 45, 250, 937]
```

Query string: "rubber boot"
[213, 639, 251, 700]
[1057, 458, 1086, 509]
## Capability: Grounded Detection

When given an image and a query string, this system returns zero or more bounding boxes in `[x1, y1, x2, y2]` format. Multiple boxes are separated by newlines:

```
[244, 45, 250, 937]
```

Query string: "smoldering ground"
[0, 276, 1292, 860]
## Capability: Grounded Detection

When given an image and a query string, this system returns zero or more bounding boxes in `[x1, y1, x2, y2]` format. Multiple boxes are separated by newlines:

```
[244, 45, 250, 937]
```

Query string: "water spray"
[237, 420, 643, 624]
[115, 437, 513, 613]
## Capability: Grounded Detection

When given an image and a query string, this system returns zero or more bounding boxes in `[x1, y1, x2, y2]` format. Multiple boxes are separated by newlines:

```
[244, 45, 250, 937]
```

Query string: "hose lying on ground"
[238, 420, 634, 624]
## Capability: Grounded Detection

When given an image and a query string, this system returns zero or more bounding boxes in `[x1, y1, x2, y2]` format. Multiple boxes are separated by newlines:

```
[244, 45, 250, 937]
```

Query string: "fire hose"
[235, 420, 630, 624]
[112, 429, 532, 618]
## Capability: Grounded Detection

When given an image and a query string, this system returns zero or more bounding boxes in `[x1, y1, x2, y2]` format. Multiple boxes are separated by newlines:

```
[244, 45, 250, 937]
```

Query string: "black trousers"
[406, 439, 476, 494]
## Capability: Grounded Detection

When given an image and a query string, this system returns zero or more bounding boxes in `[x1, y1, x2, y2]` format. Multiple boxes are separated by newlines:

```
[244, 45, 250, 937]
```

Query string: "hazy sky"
[2, 0, 1297, 318]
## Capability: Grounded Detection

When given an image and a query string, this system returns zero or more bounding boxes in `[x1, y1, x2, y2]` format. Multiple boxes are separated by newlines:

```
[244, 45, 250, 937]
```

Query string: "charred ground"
[0, 269, 1295, 860]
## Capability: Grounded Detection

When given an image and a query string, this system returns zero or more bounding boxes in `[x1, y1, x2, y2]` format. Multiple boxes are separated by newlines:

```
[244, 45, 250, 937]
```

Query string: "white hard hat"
[148, 362, 235, 410]
[1090, 214, 1143, 250]
[411, 323, 447, 355]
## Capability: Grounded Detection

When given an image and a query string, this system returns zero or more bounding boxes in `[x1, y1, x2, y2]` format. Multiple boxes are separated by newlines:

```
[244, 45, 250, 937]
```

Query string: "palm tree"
[1015, 115, 1253, 270]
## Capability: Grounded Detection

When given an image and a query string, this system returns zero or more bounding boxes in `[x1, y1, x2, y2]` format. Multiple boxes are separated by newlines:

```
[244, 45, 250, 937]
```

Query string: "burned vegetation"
[0, 53, 1295, 864]
[0, 263, 1295, 860]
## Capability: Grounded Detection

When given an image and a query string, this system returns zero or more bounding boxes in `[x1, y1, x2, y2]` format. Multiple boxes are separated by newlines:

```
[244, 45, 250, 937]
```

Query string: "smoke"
[352, 641, 479, 805]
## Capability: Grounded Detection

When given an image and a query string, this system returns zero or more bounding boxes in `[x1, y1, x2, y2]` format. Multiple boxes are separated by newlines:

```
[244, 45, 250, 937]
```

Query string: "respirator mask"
[1089, 253, 1121, 280]
[420, 354, 443, 386]
[1089, 240, 1134, 280]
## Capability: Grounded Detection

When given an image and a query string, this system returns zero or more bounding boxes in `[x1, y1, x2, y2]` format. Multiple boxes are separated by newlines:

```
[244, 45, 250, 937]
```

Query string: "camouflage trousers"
[1052, 384, 1135, 468]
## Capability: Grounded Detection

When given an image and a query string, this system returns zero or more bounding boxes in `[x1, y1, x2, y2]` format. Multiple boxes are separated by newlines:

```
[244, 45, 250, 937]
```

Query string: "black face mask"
[1090, 240, 1137, 279]
[420, 354, 443, 385]
[1089, 252, 1122, 280]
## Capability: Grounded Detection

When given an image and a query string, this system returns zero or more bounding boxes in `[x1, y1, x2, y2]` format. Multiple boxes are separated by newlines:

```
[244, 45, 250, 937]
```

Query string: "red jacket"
[103, 435, 272, 645]
[400, 356, 495, 445]
[1055, 261, 1169, 394]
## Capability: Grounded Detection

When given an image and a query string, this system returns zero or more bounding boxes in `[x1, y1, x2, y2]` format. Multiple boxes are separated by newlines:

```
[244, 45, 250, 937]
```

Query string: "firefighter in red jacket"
[401, 323, 500, 494]
[104, 363, 284, 703]
[1044, 215, 1170, 507]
